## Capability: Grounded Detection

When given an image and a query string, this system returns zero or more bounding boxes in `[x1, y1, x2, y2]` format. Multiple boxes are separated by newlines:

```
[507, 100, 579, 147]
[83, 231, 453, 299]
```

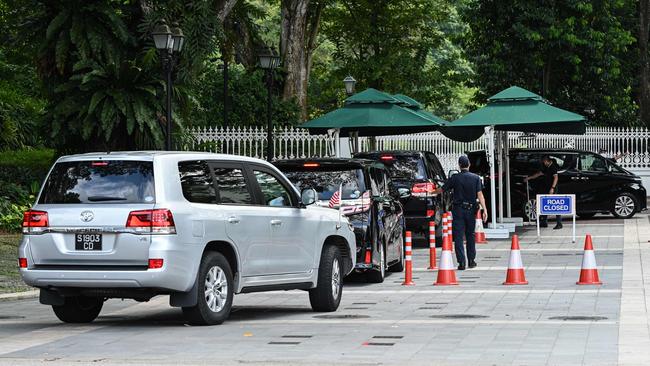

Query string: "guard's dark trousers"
[451, 206, 477, 266]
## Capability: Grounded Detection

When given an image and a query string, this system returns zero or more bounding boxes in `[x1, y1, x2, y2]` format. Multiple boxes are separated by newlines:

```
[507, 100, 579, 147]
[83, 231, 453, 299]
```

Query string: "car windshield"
[282, 168, 367, 200]
[381, 155, 427, 181]
[38, 160, 155, 204]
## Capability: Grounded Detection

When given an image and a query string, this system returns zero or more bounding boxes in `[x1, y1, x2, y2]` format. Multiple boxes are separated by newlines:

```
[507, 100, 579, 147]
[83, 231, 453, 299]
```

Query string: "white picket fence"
[185, 125, 650, 171]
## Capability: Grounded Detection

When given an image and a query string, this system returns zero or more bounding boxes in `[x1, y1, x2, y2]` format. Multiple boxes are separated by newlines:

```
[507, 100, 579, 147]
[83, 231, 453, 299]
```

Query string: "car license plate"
[75, 233, 102, 251]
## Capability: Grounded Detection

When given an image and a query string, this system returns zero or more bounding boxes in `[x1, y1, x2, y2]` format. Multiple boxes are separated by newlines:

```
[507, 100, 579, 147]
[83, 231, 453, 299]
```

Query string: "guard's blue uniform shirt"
[442, 170, 483, 205]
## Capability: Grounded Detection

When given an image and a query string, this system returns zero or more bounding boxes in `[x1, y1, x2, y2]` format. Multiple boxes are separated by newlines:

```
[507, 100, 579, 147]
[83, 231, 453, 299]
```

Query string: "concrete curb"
[0, 289, 38, 301]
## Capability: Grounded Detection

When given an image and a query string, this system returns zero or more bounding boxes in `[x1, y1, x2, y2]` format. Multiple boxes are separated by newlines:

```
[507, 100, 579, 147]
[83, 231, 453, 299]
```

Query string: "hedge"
[0, 148, 56, 186]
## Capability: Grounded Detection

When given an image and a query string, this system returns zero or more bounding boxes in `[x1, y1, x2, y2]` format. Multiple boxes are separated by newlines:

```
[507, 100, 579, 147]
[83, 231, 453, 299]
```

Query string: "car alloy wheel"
[204, 266, 228, 313]
[524, 199, 537, 221]
[614, 194, 636, 218]
[331, 258, 341, 301]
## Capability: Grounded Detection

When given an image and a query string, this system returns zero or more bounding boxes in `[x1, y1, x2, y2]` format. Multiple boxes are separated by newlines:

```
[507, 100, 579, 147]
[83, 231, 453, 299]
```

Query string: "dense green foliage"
[463, 0, 639, 126]
[0, 149, 54, 232]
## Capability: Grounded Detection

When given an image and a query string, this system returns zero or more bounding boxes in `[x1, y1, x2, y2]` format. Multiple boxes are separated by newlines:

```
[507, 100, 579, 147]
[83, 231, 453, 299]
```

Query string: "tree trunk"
[280, 0, 324, 121]
[639, 0, 650, 126]
[217, 0, 238, 23]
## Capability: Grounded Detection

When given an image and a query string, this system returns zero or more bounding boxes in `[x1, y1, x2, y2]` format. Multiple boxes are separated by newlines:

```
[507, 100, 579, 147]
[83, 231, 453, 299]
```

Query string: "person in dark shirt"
[434, 155, 487, 270]
[524, 155, 563, 229]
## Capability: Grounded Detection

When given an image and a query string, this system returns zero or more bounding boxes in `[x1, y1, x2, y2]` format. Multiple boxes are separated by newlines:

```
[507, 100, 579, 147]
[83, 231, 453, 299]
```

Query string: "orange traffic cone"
[503, 235, 528, 285]
[434, 225, 458, 286]
[475, 209, 487, 244]
[402, 231, 415, 286]
[577, 235, 602, 285]
[448, 212, 454, 249]
[427, 221, 437, 270]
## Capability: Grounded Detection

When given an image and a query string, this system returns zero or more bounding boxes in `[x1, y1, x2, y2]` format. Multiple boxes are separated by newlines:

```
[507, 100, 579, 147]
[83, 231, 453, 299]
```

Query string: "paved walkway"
[0, 215, 647, 366]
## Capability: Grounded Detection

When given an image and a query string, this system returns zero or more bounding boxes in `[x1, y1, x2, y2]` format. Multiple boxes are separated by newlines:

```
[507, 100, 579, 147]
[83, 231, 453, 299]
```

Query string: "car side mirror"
[301, 188, 318, 206]
[448, 169, 459, 177]
[397, 187, 411, 199]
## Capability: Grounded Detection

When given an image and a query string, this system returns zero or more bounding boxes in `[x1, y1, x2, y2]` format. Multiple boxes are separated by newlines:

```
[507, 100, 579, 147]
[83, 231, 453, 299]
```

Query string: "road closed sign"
[536, 194, 577, 243]
[537, 195, 575, 216]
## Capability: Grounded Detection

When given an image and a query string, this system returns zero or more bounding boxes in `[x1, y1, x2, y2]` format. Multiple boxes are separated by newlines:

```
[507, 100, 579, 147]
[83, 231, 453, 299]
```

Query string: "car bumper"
[18, 236, 199, 293]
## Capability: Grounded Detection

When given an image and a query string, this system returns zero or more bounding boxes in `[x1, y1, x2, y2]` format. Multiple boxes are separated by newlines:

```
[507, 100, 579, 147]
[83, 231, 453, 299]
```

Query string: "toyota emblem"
[80, 210, 94, 222]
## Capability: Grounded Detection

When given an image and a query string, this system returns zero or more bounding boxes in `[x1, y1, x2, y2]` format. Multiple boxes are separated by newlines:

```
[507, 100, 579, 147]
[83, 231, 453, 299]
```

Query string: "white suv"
[19, 152, 356, 325]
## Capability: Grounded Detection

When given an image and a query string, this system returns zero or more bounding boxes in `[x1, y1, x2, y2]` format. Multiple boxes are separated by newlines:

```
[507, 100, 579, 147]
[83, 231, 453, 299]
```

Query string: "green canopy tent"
[301, 88, 447, 154]
[443, 86, 586, 233]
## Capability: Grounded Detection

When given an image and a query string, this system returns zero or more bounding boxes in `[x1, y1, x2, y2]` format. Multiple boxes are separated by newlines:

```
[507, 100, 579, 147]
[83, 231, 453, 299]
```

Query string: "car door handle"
[581, 177, 590, 180]
[571, 177, 580, 180]
[270, 219, 282, 226]
[227, 216, 240, 224]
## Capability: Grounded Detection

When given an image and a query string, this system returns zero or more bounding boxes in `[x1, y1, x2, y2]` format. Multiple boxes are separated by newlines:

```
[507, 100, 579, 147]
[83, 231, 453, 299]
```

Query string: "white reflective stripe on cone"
[508, 250, 524, 269]
[440, 252, 455, 269]
[581, 251, 598, 268]
[405, 255, 412, 261]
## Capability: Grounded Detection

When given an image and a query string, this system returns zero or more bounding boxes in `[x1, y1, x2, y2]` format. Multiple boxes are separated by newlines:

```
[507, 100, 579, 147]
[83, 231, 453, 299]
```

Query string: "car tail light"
[22, 210, 48, 234]
[364, 249, 371, 264]
[148, 258, 164, 269]
[91, 161, 109, 166]
[380, 155, 394, 161]
[18, 258, 27, 269]
[427, 209, 435, 218]
[303, 162, 320, 167]
[126, 209, 176, 234]
[411, 182, 437, 197]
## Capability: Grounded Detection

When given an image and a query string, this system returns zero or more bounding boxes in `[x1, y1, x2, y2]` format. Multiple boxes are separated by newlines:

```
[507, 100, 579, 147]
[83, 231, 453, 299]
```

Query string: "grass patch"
[0, 234, 31, 294]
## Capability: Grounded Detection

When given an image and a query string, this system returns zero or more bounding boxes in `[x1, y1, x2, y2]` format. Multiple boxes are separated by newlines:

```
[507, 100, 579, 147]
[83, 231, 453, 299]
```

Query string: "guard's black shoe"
[457, 264, 466, 271]
[553, 223, 563, 230]
[540, 223, 548, 228]
[468, 261, 477, 268]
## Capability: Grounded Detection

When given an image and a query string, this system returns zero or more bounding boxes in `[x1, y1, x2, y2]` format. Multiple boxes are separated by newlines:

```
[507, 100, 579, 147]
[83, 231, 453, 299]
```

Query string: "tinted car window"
[178, 161, 217, 204]
[283, 168, 367, 200]
[39, 160, 155, 204]
[381, 155, 427, 181]
[212, 166, 253, 204]
[580, 154, 608, 173]
[253, 170, 292, 207]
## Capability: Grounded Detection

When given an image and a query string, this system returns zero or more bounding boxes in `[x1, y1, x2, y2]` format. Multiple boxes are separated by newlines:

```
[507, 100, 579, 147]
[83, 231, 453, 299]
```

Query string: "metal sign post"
[536, 194, 576, 243]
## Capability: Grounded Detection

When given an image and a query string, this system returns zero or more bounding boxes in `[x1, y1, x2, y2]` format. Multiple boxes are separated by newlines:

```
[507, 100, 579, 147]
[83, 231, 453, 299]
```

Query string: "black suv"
[274, 158, 405, 283]
[467, 149, 647, 219]
[354, 151, 448, 243]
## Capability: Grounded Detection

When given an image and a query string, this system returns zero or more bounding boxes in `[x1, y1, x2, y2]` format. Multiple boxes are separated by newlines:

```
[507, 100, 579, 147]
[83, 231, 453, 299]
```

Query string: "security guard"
[524, 155, 562, 229]
[435, 155, 487, 270]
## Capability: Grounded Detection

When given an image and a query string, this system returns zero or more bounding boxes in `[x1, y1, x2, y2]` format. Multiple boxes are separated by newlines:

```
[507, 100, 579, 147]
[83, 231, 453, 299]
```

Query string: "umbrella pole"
[498, 131, 504, 224]
[505, 131, 512, 218]
[485, 126, 497, 229]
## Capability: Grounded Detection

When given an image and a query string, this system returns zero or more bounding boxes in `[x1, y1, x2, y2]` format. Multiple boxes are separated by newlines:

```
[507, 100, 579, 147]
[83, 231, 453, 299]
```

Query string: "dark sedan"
[274, 158, 406, 283]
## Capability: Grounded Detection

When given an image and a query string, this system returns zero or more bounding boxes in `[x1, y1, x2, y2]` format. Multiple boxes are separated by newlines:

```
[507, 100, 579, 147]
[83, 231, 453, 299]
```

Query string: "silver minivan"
[19, 152, 356, 325]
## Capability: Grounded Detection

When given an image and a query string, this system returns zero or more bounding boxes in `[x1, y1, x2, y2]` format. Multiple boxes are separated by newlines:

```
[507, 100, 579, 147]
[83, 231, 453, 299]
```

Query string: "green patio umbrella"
[301, 88, 447, 137]
[442, 86, 586, 142]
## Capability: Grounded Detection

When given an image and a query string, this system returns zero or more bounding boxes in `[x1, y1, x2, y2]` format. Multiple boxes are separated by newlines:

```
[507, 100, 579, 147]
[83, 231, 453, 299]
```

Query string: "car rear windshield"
[379, 155, 427, 182]
[281, 167, 367, 200]
[38, 160, 155, 204]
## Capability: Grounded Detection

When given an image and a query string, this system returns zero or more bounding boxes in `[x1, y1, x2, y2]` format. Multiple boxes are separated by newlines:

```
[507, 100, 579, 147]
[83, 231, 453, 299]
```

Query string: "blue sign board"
[537, 194, 575, 216]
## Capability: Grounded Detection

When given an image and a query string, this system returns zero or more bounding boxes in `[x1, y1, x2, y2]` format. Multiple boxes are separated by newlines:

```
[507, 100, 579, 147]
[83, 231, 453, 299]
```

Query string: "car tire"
[309, 245, 343, 312]
[578, 213, 596, 219]
[182, 252, 234, 326]
[367, 243, 386, 283]
[612, 192, 638, 219]
[523, 199, 537, 221]
[52, 296, 103, 323]
[389, 235, 405, 272]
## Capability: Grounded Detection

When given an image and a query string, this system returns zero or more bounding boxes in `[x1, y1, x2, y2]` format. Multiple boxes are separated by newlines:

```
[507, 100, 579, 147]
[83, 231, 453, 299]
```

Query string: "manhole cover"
[314, 314, 370, 319]
[0, 315, 25, 320]
[430, 314, 488, 319]
[549, 316, 608, 321]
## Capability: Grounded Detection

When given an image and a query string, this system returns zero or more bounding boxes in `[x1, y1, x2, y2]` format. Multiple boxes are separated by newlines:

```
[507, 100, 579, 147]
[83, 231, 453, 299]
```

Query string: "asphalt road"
[0, 215, 648, 366]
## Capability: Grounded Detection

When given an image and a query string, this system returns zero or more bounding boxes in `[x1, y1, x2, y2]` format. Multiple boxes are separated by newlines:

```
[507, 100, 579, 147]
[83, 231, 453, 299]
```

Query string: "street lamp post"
[343, 76, 357, 96]
[151, 21, 184, 150]
[258, 47, 281, 162]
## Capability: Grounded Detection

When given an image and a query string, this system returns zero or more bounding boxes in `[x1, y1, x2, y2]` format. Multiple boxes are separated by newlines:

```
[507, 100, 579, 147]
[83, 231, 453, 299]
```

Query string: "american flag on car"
[329, 185, 341, 208]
